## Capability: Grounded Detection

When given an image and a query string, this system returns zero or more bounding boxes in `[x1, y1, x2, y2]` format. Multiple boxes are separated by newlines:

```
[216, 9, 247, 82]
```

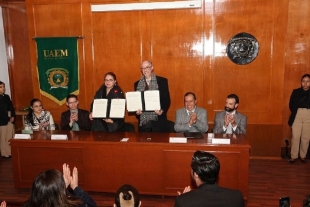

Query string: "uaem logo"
[46, 68, 69, 89]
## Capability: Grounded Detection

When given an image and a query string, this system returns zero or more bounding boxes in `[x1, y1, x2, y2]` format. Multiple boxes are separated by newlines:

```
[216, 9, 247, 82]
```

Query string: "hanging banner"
[35, 37, 79, 105]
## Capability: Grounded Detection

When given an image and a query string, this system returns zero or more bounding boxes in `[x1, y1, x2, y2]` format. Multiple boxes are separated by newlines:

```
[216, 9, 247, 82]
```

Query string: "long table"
[11, 131, 250, 199]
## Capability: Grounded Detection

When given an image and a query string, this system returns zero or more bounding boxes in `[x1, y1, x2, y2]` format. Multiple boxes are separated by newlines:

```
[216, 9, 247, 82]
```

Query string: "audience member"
[61, 94, 91, 131]
[303, 195, 310, 206]
[114, 184, 141, 207]
[174, 150, 244, 207]
[134, 60, 171, 132]
[174, 92, 208, 133]
[25, 98, 55, 130]
[23, 163, 97, 207]
[213, 94, 247, 134]
[288, 74, 310, 163]
[0, 81, 15, 159]
[90, 72, 125, 132]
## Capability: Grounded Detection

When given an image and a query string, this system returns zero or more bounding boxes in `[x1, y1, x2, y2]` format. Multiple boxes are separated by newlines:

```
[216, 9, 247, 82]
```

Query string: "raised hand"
[62, 163, 72, 188]
[70, 167, 79, 190]
[177, 186, 191, 195]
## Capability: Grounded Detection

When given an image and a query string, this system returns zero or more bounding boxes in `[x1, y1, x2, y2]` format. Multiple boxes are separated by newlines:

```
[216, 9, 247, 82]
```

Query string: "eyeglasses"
[104, 79, 114, 82]
[68, 101, 77, 104]
[140, 66, 152, 70]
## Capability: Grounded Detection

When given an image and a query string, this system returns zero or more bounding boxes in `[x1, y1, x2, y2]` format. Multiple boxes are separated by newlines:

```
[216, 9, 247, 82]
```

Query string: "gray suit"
[213, 111, 247, 134]
[174, 106, 208, 133]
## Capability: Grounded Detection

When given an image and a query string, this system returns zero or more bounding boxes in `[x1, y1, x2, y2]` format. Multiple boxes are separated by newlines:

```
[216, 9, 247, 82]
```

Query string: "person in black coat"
[90, 72, 125, 132]
[134, 60, 171, 132]
[0, 81, 15, 158]
[174, 151, 244, 207]
[288, 74, 310, 163]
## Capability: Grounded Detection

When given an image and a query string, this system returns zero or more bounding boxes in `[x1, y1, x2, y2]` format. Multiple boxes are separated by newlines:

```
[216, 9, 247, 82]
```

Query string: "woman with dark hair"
[23, 163, 97, 207]
[25, 98, 55, 130]
[288, 74, 310, 163]
[0, 81, 15, 158]
[89, 72, 125, 132]
[114, 184, 141, 207]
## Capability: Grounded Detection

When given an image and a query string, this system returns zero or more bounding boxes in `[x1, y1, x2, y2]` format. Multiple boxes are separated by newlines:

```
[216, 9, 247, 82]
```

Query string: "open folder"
[92, 99, 126, 118]
[126, 90, 161, 112]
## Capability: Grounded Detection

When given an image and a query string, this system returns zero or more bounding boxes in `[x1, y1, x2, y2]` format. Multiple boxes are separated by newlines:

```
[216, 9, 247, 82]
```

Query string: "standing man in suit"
[174, 92, 208, 133]
[134, 60, 171, 132]
[174, 150, 244, 207]
[60, 94, 91, 131]
[213, 94, 246, 134]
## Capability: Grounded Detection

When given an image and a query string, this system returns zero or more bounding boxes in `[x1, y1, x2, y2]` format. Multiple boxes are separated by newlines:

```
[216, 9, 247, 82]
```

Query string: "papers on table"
[92, 99, 126, 118]
[51, 134, 68, 140]
[120, 138, 129, 142]
[169, 137, 187, 143]
[14, 134, 31, 139]
[125, 90, 161, 112]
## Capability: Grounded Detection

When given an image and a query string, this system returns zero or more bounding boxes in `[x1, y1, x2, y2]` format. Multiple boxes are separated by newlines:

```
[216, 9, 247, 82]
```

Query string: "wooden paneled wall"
[3, 0, 310, 157]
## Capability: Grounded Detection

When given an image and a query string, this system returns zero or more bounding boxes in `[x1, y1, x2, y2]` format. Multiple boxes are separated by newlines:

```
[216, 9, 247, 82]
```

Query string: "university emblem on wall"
[226, 32, 259, 65]
[46, 68, 69, 89]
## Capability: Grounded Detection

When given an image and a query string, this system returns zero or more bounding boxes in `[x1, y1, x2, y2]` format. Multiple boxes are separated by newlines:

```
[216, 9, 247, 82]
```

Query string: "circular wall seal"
[226, 32, 259, 65]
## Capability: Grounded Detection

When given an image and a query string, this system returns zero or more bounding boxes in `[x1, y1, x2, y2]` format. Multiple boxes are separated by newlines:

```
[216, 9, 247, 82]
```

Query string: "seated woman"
[114, 184, 141, 207]
[23, 163, 97, 207]
[25, 98, 55, 130]
[89, 72, 125, 132]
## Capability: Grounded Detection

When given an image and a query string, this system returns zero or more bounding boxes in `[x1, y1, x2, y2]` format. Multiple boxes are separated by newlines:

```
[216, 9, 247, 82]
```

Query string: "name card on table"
[169, 137, 187, 143]
[211, 138, 230, 144]
[51, 135, 68, 140]
[121, 138, 129, 142]
[14, 134, 31, 139]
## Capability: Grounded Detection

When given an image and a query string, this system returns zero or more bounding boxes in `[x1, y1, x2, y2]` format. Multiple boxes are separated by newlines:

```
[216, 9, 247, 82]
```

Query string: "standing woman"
[25, 98, 55, 130]
[0, 81, 15, 158]
[134, 60, 171, 132]
[288, 74, 310, 163]
[89, 72, 125, 132]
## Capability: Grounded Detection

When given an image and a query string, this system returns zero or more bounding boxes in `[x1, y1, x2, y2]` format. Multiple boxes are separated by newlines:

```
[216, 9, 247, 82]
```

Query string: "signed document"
[110, 99, 126, 118]
[92, 99, 108, 118]
[144, 90, 161, 111]
[125, 91, 143, 112]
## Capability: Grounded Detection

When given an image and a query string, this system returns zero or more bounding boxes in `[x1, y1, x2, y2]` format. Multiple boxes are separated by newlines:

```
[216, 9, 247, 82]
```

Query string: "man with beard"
[213, 94, 246, 134]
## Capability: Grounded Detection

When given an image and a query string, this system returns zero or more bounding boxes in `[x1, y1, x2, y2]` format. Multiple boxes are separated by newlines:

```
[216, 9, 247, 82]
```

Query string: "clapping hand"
[0, 201, 6, 207]
[177, 186, 191, 195]
[62, 163, 79, 190]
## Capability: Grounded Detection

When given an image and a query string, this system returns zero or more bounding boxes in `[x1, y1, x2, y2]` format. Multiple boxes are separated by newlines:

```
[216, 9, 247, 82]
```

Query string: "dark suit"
[134, 76, 171, 132]
[90, 84, 125, 132]
[288, 87, 309, 126]
[213, 111, 247, 134]
[0, 94, 15, 126]
[174, 106, 208, 133]
[60, 109, 91, 131]
[174, 183, 244, 207]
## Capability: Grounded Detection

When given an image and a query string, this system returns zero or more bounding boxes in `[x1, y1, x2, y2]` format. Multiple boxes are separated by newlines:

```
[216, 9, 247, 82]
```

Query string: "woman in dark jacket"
[0, 81, 15, 158]
[23, 163, 97, 207]
[288, 74, 310, 163]
[90, 72, 125, 132]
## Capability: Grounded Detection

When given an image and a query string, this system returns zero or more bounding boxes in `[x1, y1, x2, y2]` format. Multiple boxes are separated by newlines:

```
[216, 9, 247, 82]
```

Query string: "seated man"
[175, 151, 244, 207]
[114, 184, 141, 207]
[174, 92, 208, 133]
[60, 94, 91, 131]
[213, 94, 247, 134]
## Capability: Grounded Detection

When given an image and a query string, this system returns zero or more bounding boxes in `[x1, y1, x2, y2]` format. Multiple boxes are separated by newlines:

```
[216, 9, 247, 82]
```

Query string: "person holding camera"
[60, 94, 91, 131]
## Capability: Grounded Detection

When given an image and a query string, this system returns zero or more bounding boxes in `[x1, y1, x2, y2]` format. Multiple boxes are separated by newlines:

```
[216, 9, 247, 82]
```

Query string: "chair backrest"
[124, 122, 135, 132]
[166, 120, 175, 133]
